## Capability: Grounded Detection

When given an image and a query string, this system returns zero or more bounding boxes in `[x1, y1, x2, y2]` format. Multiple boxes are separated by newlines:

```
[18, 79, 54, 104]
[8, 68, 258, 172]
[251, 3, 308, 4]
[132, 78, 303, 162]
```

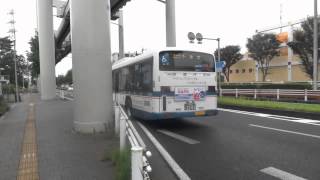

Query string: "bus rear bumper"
[132, 109, 218, 120]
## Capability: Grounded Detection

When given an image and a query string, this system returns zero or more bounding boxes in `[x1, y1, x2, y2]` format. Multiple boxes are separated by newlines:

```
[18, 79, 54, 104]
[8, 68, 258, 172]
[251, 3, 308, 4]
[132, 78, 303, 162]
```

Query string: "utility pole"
[314, 0, 319, 90]
[8, 10, 19, 102]
[118, 10, 124, 59]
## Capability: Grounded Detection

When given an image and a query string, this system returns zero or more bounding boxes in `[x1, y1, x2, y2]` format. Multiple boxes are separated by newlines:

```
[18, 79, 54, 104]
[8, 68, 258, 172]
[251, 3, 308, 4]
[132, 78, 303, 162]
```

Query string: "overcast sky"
[0, 0, 316, 76]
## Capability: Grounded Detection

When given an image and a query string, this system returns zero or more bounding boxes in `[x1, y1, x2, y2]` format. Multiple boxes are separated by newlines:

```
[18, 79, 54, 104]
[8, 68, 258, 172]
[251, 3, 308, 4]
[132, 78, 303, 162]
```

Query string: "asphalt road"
[136, 109, 320, 180]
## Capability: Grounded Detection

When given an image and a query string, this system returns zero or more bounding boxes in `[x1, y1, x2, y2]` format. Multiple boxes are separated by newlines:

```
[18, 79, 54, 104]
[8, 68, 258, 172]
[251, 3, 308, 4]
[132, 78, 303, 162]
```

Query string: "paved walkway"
[0, 93, 116, 180]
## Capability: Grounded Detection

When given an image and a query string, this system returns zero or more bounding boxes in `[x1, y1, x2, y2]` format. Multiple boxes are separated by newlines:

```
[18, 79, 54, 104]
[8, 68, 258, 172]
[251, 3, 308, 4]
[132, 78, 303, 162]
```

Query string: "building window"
[242, 69, 246, 73]
[249, 68, 253, 73]
[230, 70, 233, 74]
[235, 69, 239, 74]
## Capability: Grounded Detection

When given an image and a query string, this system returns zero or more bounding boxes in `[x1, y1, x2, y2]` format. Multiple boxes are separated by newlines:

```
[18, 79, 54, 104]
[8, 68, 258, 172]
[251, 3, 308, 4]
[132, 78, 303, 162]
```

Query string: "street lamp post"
[188, 32, 221, 95]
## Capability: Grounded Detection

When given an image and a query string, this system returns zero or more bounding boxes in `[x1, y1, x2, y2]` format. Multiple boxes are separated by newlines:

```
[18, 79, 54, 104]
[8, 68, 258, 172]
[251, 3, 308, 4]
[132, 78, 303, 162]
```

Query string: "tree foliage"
[215, 45, 243, 82]
[56, 69, 72, 86]
[0, 37, 28, 87]
[287, 17, 319, 79]
[247, 33, 280, 81]
[26, 34, 40, 80]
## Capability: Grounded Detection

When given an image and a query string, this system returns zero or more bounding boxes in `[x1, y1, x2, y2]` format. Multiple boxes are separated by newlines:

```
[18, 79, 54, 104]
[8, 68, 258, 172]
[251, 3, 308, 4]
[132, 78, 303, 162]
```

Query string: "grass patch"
[102, 148, 131, 180]
[218, 96, 320, 114]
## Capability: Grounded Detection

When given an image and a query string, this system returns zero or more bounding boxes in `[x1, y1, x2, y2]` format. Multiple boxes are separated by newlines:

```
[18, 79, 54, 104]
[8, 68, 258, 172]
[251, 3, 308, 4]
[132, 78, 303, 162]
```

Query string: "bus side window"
[133, 64, 142, 92]
[141, 60, 153, 93]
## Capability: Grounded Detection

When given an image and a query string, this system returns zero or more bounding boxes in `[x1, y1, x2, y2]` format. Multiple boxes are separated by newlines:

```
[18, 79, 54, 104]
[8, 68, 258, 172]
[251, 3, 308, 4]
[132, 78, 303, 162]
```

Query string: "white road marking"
[249, 124, 320, 139]
[137, 122, 191, 180]
[260, 167, 308, 180]
[157, 129, 200, 145]
[218, 108, 320, 126]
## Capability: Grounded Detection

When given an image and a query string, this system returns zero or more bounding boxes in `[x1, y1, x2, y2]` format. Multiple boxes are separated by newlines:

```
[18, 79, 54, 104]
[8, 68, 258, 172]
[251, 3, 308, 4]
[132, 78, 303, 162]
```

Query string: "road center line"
[157, 129, 200, 145]
[260, 167, 307, 180]
[249, 124, 320, 139]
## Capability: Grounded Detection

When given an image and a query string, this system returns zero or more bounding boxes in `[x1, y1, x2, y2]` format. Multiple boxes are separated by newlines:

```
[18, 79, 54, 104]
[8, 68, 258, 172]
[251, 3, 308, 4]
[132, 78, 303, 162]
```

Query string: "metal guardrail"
[115, 104, 152, 180]
[56, 89, 74, 100]
[221, 88, 320, 102]
[57, 89, 152, 180]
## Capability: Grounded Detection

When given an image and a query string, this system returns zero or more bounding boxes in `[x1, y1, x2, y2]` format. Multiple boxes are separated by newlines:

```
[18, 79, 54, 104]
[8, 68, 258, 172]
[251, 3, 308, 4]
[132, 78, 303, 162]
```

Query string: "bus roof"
[111, 47, 214, 71]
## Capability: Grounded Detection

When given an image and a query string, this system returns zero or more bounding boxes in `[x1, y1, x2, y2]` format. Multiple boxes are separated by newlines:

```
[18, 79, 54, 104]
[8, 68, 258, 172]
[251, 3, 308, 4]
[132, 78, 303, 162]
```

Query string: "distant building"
[228, 32, 320, 83]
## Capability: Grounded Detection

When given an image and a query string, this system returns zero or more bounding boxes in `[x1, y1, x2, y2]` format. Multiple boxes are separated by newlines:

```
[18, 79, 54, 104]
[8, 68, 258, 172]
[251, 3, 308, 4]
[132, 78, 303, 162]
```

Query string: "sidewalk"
[0, 93, 117, 180]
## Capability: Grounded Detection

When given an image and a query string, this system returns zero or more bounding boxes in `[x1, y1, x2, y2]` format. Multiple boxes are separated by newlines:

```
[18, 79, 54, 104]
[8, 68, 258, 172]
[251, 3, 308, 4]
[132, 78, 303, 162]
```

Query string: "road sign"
[187, 32, 195, 41]
[215, 61, 226, 72]
[196, 33, 203, 41]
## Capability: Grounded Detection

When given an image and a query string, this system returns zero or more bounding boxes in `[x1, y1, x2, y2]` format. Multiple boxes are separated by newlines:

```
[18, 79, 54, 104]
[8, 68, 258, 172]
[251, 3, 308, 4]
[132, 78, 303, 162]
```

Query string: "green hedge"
[0, 96, 9, 115]
[221, 82, 312, 90]
[219, 96, 320, 113]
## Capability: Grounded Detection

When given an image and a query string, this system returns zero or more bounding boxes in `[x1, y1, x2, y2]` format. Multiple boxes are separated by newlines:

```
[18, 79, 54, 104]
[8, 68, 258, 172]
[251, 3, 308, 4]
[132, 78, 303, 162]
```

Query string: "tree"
[64, 69, 72, 84]
[287, 17, 319, 79]
[214, 45, 243, 82]
[0, 37, 28, 87]
[26, 34, 40, 80]
[247, 33, 280, 81]
[56, 69, 72, 87]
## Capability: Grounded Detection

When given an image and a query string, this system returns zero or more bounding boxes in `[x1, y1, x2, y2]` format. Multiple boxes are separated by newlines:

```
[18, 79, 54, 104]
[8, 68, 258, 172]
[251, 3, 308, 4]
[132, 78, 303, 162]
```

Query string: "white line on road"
[218, 108, 320, 126]
[157, 129, 200, 145]
[260, 167, 307, 180]
[137, 122, 191, 180]
[249, 124, 320, 139]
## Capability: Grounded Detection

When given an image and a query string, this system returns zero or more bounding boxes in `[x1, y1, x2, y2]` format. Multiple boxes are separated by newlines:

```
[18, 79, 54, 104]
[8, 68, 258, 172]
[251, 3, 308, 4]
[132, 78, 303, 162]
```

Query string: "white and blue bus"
[112, 47, 218, 120]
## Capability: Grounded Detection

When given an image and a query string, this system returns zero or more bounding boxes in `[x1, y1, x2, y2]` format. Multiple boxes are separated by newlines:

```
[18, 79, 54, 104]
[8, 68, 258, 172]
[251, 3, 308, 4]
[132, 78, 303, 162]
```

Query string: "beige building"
[228, 47, 320, 83]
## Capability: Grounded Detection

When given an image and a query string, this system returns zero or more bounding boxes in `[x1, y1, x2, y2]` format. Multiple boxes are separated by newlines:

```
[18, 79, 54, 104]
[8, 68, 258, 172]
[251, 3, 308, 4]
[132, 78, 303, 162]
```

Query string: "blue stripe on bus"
[116, 91, 217, 97]
[132, 108, 218, 120]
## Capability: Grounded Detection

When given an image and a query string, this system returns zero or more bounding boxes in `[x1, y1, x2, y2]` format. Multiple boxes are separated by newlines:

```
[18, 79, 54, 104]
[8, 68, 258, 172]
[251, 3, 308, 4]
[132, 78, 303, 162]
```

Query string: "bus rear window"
[159, 51, 215, 72]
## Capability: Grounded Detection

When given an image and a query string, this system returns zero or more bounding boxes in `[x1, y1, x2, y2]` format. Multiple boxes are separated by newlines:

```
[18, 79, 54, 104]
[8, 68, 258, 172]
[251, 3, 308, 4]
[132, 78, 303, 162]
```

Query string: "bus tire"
[125, 98, 133, 118]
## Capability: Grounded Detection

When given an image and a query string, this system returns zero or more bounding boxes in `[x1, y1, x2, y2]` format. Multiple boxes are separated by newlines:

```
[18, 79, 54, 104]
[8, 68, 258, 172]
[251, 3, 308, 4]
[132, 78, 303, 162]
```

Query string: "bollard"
[235, 88, 238, 98]
[276, 89, 280, 100]
[61, 90, 65, 99]
[304, 89, 308, 102]
[131, 146, 143, 180]
[114, 106, 120, 136]
[219, 88, 222, 96]
[120, 116, 126, 151]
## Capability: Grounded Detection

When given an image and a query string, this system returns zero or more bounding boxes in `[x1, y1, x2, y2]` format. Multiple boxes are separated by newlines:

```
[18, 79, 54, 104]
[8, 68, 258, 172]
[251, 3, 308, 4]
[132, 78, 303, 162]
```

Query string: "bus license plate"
[195, 111, 205, 116]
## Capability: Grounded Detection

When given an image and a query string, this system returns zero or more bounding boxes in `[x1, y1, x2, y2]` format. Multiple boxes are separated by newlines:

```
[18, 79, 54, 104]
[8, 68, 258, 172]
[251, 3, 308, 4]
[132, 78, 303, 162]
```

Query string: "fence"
[114, 104, 152, 180]
[57, 89, 152, 180]
[221, 88, 320, 102]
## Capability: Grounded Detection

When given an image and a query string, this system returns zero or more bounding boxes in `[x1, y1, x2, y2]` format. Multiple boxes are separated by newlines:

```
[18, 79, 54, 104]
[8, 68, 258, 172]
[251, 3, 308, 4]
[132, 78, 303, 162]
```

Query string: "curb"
[218, 104, 320, 120]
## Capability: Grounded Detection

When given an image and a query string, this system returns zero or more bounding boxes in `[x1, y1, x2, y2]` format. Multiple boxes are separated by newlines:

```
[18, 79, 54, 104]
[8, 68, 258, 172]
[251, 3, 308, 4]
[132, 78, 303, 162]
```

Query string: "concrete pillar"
[37, 0, 56, 100]
[70, 0, 113, 133]
[118, 10, 124, 59]
[288, 25, 293, 81]
[166, 0, 176, 47]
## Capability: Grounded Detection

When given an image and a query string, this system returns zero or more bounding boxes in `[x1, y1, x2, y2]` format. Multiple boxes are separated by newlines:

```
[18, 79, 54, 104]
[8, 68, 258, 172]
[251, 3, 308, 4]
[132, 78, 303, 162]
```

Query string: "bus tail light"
[208, 86, 216, 94]
[161, 86, 171, 94]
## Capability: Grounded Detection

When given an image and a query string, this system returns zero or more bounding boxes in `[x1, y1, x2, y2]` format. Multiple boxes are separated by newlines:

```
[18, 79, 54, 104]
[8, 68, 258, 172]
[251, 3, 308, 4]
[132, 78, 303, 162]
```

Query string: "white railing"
[114, 104, 152, 180]
[221, 88, 320, 102]
[56, 89, 152, 180]
[57, 89, 74, 100]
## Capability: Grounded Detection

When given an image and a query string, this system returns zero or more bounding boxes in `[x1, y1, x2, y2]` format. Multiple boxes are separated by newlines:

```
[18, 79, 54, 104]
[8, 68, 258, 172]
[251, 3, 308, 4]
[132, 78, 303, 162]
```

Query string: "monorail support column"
[70, 0, 113, 133]
[166, 0, 176, 47]
[37, 0, 56, 100]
